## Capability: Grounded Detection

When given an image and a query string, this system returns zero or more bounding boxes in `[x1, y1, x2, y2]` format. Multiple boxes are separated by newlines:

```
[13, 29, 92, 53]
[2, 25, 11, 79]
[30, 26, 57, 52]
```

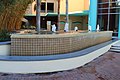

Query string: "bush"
[0, 29, 11, 42]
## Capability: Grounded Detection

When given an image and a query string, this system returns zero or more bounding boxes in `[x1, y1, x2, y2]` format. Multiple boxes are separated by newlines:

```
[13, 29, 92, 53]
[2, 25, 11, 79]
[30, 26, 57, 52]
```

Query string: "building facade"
[97, 0, 120, 38]
[89, 0, 120, 38]
[24, 0, 89, 31]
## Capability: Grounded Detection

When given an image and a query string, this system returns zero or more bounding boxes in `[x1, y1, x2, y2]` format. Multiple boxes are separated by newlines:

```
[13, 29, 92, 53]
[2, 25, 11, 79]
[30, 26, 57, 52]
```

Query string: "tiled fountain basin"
[11, 31, 113, 56]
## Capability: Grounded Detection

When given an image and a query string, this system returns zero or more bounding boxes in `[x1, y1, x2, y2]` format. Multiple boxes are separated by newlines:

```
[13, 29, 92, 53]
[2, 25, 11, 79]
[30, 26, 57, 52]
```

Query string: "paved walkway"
[0, 51, 120, 80]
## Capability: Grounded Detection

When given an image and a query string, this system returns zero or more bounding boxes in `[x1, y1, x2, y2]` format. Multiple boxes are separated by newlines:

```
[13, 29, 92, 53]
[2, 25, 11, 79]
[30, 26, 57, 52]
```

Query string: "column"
[118, 11, 120, 39]
[36, 0, 41, 33]
[88, 0, 97, 31]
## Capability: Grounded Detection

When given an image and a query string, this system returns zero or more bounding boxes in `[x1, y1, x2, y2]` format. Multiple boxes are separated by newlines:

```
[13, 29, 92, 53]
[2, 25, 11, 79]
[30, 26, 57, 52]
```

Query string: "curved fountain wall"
[11, 31, 113, 56]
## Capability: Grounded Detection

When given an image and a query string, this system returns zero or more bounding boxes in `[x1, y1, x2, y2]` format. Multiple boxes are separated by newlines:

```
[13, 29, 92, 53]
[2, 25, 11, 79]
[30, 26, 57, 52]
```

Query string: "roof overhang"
[24, 10, 89, 17]
[46, 13, 66, 16]
[24, 14, 36, 17]
[69, 10, 89, 16]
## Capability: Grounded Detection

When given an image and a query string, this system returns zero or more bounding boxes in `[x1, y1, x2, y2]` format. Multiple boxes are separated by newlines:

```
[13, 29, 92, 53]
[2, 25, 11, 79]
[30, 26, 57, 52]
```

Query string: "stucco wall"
[60, 0, 89, 13]
[84, 0, 89, 10]
[26, 0, 90, 15]
[0, 44, 10, 56]
[31, 0, 58, 15]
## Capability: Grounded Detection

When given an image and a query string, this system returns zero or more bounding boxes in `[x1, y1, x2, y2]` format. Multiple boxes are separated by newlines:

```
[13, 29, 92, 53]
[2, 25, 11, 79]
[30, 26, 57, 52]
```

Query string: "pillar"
[88, 0, 98, 31]
[118, 11, 120, 39]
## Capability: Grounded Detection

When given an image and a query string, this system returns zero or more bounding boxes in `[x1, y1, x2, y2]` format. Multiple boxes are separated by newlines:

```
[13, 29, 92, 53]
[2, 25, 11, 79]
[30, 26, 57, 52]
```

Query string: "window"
[41, 2, 46, 12]
[34, 4, 36, 11]
[33, 2, 54, 13]
[34, 3, 46, 12]
[97, 0, 119, 33]
[47, 3, 54, 12]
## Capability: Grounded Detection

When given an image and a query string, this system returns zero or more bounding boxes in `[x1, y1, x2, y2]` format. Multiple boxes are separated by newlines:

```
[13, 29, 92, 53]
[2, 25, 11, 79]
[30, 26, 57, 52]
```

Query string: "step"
[109, 49, 120, 53]
[112, 43, 120, 47]
[110, 47, 120, 50]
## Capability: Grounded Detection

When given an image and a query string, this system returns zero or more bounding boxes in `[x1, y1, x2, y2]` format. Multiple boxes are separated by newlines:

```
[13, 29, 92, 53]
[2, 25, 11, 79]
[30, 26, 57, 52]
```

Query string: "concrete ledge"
[0, 40, 119, 73]
[0, 41, 11, 56]
[11, 31, 111, 38]
[0, 41, 11, 45]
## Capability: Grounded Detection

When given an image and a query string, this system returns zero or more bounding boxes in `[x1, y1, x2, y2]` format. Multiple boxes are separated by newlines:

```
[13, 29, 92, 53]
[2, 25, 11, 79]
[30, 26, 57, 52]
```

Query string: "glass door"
[97, 0, 120, 36]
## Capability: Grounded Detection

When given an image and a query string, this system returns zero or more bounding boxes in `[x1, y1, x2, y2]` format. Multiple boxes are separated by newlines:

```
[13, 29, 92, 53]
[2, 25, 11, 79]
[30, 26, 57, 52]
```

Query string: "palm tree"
[0, 0, 33, 31]
[57, 0, 60, 31]
[64, 0, 69, 32]
[66, 0, 69, 23]
[36, 0, 41, 33]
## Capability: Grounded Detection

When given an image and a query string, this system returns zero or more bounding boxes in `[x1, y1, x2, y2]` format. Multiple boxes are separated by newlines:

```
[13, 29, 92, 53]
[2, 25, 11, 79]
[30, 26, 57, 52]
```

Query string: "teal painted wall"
[88, 0, 97, 31]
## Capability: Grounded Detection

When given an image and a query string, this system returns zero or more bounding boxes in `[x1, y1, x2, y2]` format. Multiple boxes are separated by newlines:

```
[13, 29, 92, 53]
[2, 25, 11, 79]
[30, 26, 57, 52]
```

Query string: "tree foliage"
[0, 0, 33, 31]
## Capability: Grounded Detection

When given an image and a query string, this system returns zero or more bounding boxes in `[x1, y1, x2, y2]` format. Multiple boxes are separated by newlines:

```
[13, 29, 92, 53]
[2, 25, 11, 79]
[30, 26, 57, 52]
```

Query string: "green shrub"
[0, 29, 11, 42]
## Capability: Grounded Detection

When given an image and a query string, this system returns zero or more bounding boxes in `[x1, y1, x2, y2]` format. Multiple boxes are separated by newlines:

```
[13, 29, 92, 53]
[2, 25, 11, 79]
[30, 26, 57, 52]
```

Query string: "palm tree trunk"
[66, 0, 69, 23]
[64, 0, 69, 32]
[58, 0, 60, 31]
[36, 0, 41, 33]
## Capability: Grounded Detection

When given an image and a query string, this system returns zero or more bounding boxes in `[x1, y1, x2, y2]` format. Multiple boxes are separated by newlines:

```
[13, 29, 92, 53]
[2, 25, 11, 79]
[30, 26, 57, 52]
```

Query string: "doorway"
[97, 0, 120, 36]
